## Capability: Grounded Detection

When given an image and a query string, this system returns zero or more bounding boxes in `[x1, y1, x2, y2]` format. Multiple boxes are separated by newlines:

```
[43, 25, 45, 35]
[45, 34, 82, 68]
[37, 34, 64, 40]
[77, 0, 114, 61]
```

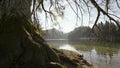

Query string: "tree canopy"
[1, 0, 119, 29]
[31, 0, 120, 30]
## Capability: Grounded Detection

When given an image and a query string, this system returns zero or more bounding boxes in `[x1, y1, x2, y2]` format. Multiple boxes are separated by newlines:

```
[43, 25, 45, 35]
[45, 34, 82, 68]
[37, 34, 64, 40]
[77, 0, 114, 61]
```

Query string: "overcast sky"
[39, 1, 92, 33]
[38, 0, 120, 33]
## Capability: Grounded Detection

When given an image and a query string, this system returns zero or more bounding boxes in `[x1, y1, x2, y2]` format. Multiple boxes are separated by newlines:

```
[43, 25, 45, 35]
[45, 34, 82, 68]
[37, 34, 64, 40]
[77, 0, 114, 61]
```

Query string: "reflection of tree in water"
[72, 42, 120, 68]
[71, 42, 120, 56]
[95, 44, 120, 68]
[95, 46, 119, 57]
[73, 44, 93, 52]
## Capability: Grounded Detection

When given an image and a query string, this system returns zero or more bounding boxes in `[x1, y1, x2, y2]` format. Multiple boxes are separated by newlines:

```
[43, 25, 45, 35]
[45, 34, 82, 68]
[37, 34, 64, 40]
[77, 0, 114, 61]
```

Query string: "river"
[46, 40, 120, 68]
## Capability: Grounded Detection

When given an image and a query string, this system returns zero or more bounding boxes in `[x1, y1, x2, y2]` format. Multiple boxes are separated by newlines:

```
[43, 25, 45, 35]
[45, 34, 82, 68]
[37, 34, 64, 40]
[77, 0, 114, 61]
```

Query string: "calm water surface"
[47, 40, 120, 68]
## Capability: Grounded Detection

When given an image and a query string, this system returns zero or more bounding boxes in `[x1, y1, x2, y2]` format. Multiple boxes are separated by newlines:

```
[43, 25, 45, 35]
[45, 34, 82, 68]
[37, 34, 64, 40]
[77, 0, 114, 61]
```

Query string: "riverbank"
[53, 48, 93, 68]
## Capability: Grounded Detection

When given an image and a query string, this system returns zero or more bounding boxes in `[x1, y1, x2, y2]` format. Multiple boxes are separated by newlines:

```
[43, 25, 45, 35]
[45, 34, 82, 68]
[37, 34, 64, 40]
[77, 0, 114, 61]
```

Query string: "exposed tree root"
[0, 15, 93, 68]
[0, 16, 62, 68]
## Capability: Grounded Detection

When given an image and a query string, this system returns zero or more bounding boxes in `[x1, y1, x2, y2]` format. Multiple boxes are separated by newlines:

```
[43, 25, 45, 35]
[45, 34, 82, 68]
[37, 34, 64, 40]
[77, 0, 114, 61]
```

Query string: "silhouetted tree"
[0, 0, 120, 68]
[68, 26, 94, 41]
[96, 21, 120, 42]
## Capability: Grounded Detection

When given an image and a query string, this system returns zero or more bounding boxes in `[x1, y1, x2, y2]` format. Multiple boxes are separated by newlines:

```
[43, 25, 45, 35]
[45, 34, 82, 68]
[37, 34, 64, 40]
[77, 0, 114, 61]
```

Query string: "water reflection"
[59, 44, 80, 54]
[47, 41, 120, 68]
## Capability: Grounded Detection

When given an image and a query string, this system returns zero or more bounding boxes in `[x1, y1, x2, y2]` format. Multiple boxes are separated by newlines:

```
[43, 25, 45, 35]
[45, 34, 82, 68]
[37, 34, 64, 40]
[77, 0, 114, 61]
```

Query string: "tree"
[95, 21, 120, 42]
[0, 0, 119, 68]
[0, 0, 61, 68]
[68, 26, 93, 41]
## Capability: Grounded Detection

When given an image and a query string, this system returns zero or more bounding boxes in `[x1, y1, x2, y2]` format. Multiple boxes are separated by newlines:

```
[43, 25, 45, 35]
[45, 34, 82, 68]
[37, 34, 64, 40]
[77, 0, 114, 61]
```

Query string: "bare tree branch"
[66, 0, 81, 19]
[31, 0, 120, 31]
[90, 0, 120, 29]
[83, 0, 90, 24]
[92, 10, 100, 29]
[105, 0, 109, 13]
[116, 0, 120, 9]
[108, 13, 120, 19]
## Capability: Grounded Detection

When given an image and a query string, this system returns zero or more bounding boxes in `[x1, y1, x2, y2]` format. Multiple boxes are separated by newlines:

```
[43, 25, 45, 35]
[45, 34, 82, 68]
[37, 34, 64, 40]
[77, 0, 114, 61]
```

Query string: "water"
[47, 40, 120, 68]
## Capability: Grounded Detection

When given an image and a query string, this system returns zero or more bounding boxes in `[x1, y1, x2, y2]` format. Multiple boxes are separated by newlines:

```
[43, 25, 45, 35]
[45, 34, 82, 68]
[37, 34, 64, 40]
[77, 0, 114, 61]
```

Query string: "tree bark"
[0, 0, 62, 68]
[0, 0, 31, 18]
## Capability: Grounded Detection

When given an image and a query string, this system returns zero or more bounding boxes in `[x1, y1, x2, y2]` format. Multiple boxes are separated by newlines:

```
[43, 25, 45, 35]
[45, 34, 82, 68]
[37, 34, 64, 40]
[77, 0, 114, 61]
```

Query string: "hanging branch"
[90, 0, 120, 29]
[31, 0, 120, 31]
[31, 0, 36, 15]
[105, 0, 109, 13]
[83, 0, 90, 23]
[108, 13, 120, 19]
[66, 0, 81, 19]
[92, 10, 100, 30]
[74, 0, 83, 26]
[116, 0, 120, 9]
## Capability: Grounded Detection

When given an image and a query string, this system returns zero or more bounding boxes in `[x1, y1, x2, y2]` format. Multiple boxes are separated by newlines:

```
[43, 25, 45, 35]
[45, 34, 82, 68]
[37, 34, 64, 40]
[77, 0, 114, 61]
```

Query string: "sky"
[56, 5, 92, 33]
[39, 1, 92, 33]
[38, 0, 120, 33]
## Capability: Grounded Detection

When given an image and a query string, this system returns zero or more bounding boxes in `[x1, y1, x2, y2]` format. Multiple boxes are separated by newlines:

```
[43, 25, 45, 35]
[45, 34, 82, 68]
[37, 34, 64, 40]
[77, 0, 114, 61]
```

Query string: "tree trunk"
[0, 0, 31, 19]
[0, 0, 62, 68]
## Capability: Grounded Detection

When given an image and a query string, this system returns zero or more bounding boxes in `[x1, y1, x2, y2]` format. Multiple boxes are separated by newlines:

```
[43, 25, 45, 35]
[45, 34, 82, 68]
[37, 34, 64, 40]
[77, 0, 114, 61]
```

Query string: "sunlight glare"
[59, 44, 79, 53]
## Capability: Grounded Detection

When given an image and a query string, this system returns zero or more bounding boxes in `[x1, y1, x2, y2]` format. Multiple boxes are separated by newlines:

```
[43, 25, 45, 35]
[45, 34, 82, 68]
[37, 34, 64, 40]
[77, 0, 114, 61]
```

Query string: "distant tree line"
[68, 21, 120, 43]
[94, 21, 120, 42]
[42, 21, 120, 43]
[68, 26, 95, 42]
[42, 29, 67, 39]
